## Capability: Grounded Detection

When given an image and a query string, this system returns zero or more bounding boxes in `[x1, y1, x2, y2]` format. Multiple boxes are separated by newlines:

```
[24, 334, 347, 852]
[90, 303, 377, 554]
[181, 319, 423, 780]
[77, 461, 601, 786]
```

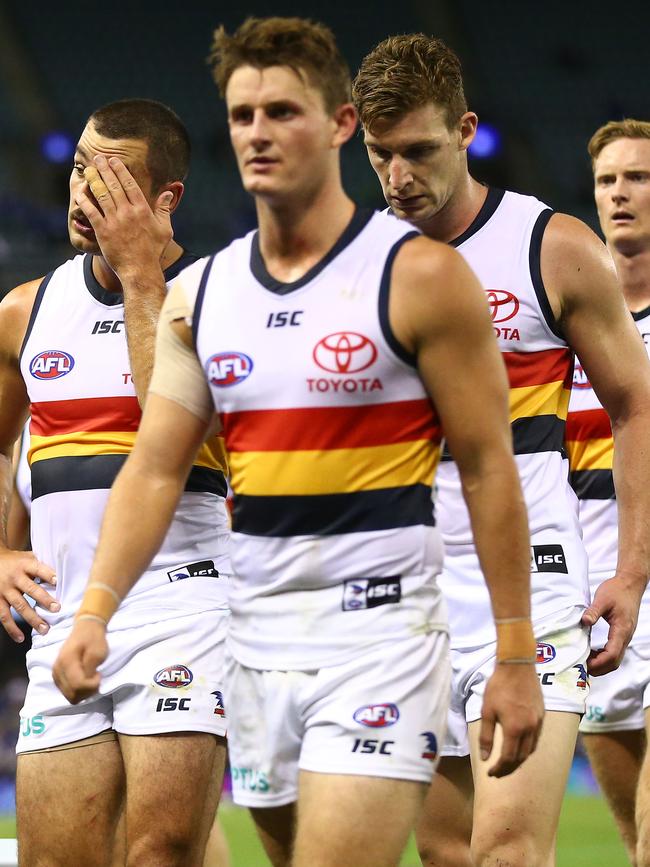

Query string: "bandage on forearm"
[495, 617, 537, 664]
[75, 582, 122, 626]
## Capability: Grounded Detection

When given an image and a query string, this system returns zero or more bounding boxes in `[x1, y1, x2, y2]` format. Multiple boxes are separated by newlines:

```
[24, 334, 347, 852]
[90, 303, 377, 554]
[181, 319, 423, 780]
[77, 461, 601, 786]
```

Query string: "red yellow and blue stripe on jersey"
[565, 407, 614, 500]
[29, 396, 228, 499]
[223, 398, 441, 537]
[442, 346, 573, 461]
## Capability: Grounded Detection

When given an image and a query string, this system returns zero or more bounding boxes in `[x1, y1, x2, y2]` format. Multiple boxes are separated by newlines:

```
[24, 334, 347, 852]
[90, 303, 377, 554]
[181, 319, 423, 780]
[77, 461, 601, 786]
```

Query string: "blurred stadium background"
[1, 0, 649, 861]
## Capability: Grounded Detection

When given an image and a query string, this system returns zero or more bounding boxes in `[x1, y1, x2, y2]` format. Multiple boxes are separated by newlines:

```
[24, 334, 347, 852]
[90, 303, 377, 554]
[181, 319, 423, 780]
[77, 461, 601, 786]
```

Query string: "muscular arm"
[0, 282, 58, 638]
[545, 214, 650, 673]
[390, 237, 542, 776]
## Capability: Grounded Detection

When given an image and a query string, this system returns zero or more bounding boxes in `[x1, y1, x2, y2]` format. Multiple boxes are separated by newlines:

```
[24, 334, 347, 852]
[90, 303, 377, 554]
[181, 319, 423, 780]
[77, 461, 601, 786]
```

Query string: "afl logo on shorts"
[536, 643, 556, 664]
[572, 363, 592, 390]
[313, 332, 377, 374]
[353, 703, 400, 728]
[29, 350, 75, 380]
[485, 290, 519, 323]
[154, 665, 194, 688]
[206, 352, 253, 387]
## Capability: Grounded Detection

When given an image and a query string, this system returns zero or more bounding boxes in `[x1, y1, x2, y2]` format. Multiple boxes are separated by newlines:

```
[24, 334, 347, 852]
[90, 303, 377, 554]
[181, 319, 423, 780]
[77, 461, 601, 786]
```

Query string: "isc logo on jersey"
[206, 352, 253, 387]
[154, 665, 193, 688]
[29, 350, 75, 380]
[353, 703, 400, 728]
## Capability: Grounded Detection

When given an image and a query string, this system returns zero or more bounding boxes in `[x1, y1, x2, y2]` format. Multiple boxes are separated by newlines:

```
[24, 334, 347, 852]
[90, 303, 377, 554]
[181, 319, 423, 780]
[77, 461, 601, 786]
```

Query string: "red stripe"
[31, 397, 142, 436]
[503, 348, 573, 389]
[222, 399, 441, 452]
[565, 408, 612, 442]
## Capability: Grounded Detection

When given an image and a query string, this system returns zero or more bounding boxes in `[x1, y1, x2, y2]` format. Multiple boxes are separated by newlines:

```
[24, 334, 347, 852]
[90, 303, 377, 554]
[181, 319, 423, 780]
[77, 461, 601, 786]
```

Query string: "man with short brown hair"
[568, 117, 650, 866]
[354, 34, 650, 867]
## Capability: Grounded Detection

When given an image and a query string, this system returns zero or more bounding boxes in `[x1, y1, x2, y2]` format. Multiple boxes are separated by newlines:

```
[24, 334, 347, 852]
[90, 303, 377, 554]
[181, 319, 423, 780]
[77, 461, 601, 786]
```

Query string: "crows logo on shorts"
[212, 690, 226, 717]
[574, 664, 589, 690]
[420, 732, 438, 761]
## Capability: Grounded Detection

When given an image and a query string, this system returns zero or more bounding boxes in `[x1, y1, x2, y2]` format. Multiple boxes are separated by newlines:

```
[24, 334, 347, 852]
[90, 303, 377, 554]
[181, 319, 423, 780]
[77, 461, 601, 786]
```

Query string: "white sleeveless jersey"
[436, 188, 589, 647]
[19, 253, 231, 639]
[566, 308, 650, 645]
[192, 209, 447, 669]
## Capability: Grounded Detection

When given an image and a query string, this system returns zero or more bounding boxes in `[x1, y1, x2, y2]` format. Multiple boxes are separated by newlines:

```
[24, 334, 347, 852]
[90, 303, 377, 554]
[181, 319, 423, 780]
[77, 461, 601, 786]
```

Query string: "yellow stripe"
[30, 431, 228, 474]
[565, 437, 613, 472]
[509, 380, 569, 423]
[230, 439, 439, 496]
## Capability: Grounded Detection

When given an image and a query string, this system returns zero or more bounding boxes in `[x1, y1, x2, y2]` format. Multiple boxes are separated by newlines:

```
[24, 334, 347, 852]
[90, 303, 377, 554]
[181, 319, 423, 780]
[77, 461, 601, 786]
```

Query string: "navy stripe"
[232, 484, 435, 537]
[249, 207, 375, 295]
[441, 414, 566, 462]
[31, 454, 227, 500]
[18, 271, 55, 363]
[570, 469, 615, 501]
[192, 255, 216, 349]
[632, 305, 650, 322]
[450, 187, 505, 248]
[164, 250, 201, 281]
[529, 209, 564, 339]
[378, 232, 420, 368]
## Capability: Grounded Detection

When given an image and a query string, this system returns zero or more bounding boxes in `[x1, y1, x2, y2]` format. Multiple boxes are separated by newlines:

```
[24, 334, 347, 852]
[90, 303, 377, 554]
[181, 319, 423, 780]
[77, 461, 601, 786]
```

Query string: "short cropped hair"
[353, 34, 467, 131]
[88, 99, 190, 190]
[588, 119, 650, 164]
[209, 16, 351, 114]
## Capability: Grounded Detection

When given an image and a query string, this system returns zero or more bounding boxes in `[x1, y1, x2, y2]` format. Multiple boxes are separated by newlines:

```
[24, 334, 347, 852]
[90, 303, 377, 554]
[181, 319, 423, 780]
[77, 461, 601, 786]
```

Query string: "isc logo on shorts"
[167, 559, 219, 582]
[342, 576, 401, 611]
[29, 350, 75, 380]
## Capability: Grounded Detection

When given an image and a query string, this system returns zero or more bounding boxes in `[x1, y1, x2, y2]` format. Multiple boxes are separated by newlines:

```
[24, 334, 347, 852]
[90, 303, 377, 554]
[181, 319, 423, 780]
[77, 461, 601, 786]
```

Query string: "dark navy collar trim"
[632, 305, 650, 322]
[249, 207, 374, 295]
[83, 249, 197, 306]
[450, 187, 506, 248]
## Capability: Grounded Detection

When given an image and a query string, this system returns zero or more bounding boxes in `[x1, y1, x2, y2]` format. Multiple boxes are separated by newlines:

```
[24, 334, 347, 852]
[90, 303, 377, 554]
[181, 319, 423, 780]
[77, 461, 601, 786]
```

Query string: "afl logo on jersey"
[313, 332, 377, 374]
[29, 350, 75, 380]
[572, 363, 592, 390]
[206, 352, 253, 387]
[486, 290, 519, 323]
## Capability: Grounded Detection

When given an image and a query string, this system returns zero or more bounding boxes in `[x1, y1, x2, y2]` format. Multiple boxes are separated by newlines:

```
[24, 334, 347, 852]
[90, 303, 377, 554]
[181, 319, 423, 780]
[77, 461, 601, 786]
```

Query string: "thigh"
[17, 737, 124, 867]
[416, 756, 474, 867]
[294, 771, 426, 867]
[120, 731, 225, 865]
[469, 710, 579, 861]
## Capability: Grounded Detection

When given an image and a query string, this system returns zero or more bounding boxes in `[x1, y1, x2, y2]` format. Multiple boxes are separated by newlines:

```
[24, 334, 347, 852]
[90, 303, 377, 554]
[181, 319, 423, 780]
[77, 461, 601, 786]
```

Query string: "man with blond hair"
[353, 36, 650, 867]
[567, 118, 650, 866]
[52, 17, 543, 867]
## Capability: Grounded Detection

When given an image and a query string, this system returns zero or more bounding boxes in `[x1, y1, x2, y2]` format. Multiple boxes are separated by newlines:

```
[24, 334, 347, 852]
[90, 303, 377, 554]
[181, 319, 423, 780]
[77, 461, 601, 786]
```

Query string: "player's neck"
[91, 240, 184, 294]
[609, 245, 650, 313]
[255, 181, 355, 283]
[418, 174, 488, 244]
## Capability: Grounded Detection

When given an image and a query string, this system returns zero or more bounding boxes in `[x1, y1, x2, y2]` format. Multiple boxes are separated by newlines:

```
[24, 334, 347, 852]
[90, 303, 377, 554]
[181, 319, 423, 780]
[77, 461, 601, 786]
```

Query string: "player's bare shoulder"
[0, 278, 43, 358]
[389, 234, 491, 353]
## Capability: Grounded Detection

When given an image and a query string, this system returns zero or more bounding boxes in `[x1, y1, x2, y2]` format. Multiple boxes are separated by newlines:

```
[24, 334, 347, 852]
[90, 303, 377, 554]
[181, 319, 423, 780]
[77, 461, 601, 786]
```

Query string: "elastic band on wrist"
[495, 618, 536, 664]
[75, 613, 109, 627]
[75, 583, 122, 625]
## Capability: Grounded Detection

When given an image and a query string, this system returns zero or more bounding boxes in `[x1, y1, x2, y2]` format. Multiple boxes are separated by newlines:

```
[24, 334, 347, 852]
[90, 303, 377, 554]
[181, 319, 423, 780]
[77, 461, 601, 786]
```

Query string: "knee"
[418, 837, 473, 867]
[126, 828, 196, 867]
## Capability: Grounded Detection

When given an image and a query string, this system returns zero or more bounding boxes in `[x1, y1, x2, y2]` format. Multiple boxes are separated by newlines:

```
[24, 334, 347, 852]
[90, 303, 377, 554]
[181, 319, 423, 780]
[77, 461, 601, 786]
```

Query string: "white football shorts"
[580, 640, 650, 733]
[226, 630, 450, 808]
[443, 607, 590, 757]
[17, 606, 229, 753]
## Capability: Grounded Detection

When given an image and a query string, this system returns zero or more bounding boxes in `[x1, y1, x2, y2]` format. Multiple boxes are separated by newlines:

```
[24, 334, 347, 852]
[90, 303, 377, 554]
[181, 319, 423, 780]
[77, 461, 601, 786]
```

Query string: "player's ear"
[458, 112, 478, 152]
[160, 181, 185, 214]
[331, 103, 358, 148]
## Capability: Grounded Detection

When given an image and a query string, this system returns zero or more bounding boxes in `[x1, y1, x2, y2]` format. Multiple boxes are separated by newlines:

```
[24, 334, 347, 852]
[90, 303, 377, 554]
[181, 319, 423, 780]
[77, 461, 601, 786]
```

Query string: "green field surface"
[0, 794, 629, 865]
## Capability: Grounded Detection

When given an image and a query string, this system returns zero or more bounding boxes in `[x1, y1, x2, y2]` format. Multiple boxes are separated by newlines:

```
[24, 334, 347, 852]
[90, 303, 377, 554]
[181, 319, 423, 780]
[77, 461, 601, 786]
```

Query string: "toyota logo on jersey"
[313, 332, 377, 374]
[486, 290, 519, 323]
[29, 350, 75, 380]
